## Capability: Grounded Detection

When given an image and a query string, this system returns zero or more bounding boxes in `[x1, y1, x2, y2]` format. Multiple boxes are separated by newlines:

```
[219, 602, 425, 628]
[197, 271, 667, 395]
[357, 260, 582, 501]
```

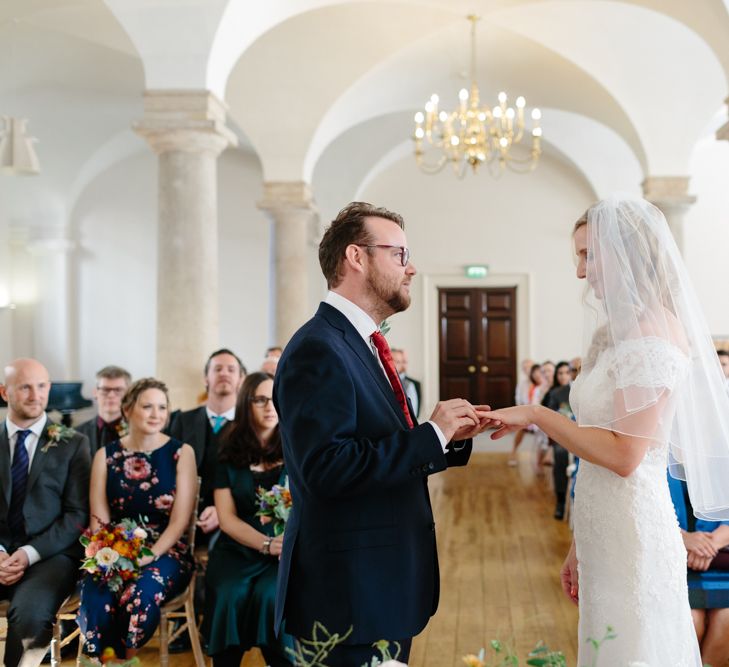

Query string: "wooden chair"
[158, 476, 206, 667]
[51, 593, 81, 666]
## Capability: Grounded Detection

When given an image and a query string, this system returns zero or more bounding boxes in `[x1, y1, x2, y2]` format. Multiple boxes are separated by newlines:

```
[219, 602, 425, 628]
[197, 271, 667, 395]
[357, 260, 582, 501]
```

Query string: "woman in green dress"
[202, 372, 294, 666]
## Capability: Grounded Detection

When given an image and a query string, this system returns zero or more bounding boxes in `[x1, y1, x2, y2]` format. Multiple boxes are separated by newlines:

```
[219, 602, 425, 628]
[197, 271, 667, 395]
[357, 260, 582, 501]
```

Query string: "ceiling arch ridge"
[224, 1, 457, 182]
[304, 17, 647, 181]
[486, 0, 726, 173]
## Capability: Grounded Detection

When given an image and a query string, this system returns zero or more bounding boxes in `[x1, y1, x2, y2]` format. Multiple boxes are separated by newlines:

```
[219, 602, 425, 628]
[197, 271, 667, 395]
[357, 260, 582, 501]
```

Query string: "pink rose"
[154, 494, 175, 511]
[123, 457, 152, 481]
[84, 541, 102, 558]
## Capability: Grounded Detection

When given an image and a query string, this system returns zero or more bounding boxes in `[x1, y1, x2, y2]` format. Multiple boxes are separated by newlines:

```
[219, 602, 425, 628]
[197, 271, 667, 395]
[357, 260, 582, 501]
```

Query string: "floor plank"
[48, 444, 577, 666]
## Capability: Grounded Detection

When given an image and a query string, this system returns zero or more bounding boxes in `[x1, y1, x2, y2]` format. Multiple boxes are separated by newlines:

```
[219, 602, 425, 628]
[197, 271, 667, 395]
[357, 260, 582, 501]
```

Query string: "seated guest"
[509, 363, 545, 466]
[78, 378, 197, 660]
[169, 349, 246, 542]
[668, 473, 729, 667]
[0, 358, 91, 667]
[718, 349, 729, 392]
[260, 346, 283, 375]
[391, 347, 420, 419]
[77, 365, 132, 456]
[202, 372, 294, 666]
[541, 361, 573, 519]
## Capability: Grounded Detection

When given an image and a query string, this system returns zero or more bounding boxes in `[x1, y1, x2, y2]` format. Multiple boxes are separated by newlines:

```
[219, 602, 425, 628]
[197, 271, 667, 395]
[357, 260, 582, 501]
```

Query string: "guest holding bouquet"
[202, 372, 294, 667]
[77, 378, 197, 660]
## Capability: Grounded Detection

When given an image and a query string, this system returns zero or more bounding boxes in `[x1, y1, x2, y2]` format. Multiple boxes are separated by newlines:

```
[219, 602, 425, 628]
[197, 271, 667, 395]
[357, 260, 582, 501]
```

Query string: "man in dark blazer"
[76, 365, 131, 456]
[0, 358, 91, 667]
[168, 349, 246, 540]
[274, 203, 492, 666]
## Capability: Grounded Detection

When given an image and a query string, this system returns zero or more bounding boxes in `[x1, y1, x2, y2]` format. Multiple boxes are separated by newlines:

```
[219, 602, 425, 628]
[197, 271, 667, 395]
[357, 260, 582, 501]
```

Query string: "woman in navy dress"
[202, 372, 294, 666]
[77, 377, 197, 660]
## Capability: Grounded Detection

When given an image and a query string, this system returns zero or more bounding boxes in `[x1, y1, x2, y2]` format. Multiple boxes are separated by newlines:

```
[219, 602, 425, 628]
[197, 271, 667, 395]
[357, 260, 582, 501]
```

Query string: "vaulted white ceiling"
[0, 0, 728, 232]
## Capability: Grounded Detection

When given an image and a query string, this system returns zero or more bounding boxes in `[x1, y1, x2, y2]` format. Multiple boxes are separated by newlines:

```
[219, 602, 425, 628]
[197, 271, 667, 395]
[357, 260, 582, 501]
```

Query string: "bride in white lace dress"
[485, 195, 729, 666]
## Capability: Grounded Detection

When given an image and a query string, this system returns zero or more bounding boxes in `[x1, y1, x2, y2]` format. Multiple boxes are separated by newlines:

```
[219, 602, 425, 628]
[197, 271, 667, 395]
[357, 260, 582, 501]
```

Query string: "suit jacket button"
[428, 462, 435, 470]
[430, 522, 435, 531]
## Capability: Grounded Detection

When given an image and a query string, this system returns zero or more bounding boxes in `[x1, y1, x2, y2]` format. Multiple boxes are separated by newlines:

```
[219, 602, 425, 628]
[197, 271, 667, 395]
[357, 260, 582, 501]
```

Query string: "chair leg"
[50, 622, 61, 667]
[159, 610, 169, 667]
[185, 597, 207, 667]
[76, 631, 84, 667]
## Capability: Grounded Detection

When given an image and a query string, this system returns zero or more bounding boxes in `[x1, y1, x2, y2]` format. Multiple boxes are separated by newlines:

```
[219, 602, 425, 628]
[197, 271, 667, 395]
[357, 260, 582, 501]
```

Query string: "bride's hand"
[482, 406, 538, 440]
[560, 541, 579, 605]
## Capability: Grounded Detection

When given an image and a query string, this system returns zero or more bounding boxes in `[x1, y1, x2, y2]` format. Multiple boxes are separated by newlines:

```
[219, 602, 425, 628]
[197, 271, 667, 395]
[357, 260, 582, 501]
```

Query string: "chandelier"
[413, 15, 542, 177]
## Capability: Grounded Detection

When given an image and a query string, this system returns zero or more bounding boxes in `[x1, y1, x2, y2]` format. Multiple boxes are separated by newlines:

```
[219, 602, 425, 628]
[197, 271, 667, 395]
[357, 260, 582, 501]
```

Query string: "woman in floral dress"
[77, 377, 197, 660]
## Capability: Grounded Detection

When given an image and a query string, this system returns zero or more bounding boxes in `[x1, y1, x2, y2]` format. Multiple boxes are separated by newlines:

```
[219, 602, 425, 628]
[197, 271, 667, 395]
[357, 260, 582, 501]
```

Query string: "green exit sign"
[465, 265, 489, 279]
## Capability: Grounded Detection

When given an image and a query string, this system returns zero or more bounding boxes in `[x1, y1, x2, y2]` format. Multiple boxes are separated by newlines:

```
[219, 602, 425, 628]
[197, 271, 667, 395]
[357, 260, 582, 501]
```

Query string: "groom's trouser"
[309, 637, 412, 667]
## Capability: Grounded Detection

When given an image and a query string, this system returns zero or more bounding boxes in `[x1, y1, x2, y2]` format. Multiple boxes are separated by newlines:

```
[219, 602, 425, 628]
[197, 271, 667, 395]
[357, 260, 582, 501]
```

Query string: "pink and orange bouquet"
[256, 480, 292, 536]
[80, 518, 154, 592]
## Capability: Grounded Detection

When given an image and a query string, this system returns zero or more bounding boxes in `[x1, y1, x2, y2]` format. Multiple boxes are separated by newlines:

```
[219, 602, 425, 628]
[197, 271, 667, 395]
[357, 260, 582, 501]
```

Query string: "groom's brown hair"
[319, 201, 404, 288]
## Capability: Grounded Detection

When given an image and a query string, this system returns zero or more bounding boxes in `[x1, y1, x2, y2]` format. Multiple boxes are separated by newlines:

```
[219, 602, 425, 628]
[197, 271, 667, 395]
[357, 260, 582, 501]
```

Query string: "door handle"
[481, 365, 489, 374]
[468, 365, 476, 373]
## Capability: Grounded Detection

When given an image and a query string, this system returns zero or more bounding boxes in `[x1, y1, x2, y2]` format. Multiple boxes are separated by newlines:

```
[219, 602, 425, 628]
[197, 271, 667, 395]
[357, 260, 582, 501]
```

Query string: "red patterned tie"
[370, 331, 414, 428]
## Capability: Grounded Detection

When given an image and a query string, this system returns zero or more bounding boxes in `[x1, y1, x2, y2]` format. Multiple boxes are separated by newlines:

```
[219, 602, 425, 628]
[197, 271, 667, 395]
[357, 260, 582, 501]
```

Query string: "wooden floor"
[52, 446, 577, 666]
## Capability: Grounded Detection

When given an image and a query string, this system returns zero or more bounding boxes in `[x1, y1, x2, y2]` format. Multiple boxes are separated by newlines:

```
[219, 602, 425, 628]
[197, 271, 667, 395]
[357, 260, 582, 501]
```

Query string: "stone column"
[258, 182, 317, 345]
[642, 176, 696, 254]
[135, 91, 237, 409]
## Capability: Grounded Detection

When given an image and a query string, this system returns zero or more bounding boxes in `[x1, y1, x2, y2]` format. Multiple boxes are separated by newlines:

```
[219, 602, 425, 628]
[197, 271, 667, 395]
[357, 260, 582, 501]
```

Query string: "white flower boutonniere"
[41, 424, 76, 454]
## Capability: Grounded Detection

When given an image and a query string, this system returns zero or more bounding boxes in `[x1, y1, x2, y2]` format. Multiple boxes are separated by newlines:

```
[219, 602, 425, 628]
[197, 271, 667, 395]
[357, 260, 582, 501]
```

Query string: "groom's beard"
[367, 271, 411, 314]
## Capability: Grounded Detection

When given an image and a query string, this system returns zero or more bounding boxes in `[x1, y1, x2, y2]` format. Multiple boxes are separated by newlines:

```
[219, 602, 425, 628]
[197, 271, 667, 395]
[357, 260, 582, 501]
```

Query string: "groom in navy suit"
[274, 202, 491, 665]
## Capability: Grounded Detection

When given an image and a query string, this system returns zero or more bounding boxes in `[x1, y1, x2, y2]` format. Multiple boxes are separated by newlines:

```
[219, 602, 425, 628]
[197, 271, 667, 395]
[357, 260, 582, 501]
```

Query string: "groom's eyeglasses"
[356, 244, 411, 267]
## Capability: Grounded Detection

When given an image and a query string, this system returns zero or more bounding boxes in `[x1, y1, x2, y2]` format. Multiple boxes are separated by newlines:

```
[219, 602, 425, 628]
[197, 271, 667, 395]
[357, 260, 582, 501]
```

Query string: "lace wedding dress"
[570, 338, 701, 666]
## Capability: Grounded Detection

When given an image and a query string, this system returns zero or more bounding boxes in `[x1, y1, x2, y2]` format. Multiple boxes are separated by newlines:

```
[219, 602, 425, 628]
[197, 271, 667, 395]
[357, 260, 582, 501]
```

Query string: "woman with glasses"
[202, 372, 294, 666]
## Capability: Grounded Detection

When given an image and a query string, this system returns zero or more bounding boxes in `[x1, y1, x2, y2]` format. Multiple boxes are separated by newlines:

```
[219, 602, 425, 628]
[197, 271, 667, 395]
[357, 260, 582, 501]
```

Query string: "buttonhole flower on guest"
[41, 424, 76, 453]
[379, 320, 391, 336]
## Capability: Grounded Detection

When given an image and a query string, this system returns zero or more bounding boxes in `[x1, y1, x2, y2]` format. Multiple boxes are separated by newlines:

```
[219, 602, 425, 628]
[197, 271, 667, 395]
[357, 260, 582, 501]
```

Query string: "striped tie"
[9, 430, 31, 536]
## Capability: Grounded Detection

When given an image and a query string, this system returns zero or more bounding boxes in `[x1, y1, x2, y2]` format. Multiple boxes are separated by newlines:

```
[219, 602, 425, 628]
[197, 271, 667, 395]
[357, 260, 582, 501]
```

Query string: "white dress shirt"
[2, 414, 48, 565]
[206, 406, 236, 429]
[324, 291, 448, 451]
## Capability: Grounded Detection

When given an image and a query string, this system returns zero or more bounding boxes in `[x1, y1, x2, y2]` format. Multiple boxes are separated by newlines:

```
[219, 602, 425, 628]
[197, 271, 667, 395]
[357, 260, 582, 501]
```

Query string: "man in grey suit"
[0, 358, 91, 667]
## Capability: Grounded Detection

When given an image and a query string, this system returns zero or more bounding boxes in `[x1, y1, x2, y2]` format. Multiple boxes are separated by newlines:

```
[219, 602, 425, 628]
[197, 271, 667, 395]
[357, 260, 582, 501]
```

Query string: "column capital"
[641, 176, 696, 207]
[134, 90, 238, 155]
[257, 181, 317, 215]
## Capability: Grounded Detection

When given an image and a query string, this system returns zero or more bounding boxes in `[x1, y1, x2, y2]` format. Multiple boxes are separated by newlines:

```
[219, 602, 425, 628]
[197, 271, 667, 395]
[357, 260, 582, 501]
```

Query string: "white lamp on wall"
[0, 116, 40, 175]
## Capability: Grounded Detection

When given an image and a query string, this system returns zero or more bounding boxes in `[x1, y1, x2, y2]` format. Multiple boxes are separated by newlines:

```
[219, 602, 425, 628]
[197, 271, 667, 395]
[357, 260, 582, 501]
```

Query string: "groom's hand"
[451, 405, 496, 441]
[430, 399, 481, 442]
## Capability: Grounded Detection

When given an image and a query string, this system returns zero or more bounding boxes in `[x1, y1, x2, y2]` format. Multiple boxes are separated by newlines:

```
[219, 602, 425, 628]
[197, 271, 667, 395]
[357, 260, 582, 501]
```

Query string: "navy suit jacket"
[273, 302, 472, 644]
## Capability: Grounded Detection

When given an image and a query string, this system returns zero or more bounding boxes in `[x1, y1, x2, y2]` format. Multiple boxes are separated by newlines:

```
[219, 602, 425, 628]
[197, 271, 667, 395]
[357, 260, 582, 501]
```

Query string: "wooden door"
[438, 287, 517, 409]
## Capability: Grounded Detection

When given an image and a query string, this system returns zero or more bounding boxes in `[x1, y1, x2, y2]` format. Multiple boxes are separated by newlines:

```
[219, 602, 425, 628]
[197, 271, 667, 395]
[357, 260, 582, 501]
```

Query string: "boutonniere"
[379, 320, 391, 336]
[115, 419, 129, 438]
[41, 424, 76, 453]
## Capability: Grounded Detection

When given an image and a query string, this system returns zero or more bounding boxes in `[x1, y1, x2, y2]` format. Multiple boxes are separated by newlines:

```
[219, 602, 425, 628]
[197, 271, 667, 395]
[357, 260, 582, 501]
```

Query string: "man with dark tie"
[392, 347, 421, 419]
[0, 358, 90, 667]
[76, 365, 131, 456]
[169, 349, 246, 540]
[273, 202, 492, 666]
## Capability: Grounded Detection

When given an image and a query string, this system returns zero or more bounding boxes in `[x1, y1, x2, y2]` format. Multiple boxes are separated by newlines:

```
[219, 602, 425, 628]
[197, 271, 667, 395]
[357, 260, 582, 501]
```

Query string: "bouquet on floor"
[256, 476, 292, 536]
[80, 517, 154, 592]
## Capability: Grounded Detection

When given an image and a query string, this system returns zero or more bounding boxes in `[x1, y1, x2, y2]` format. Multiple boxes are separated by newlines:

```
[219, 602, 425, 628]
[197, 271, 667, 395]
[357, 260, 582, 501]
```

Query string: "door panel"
[438, 287, 517, 409]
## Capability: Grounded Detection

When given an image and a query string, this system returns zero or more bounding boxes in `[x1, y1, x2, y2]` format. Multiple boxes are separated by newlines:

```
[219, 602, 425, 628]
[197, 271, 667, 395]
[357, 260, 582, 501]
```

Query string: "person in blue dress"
[202, 371, 294, 666]
[77, 377, 197, 660]
[668, 473, 729, 666]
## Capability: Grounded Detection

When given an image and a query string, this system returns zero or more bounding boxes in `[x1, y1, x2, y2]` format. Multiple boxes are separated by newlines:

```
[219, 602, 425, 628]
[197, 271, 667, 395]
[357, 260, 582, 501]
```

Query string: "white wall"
[685, 132, 729, 337]
[359, 152, 594, 409]
[71, 147, 269, 397]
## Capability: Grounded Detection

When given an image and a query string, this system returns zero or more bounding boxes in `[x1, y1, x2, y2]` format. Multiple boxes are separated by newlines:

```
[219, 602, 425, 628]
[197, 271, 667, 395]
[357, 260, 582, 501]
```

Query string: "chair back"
[186, 476, 202, 551]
